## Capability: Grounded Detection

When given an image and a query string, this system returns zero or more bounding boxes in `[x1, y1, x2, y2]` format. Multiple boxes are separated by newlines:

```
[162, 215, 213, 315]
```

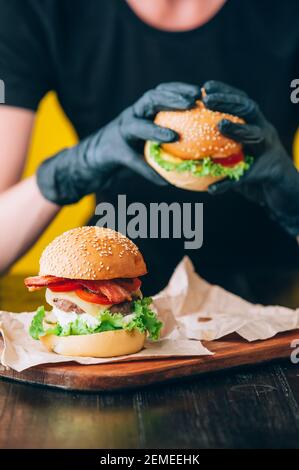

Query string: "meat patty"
[109, 301, 133, 315]
[53, 299, 134, 316]
[53, 298, 85, 314]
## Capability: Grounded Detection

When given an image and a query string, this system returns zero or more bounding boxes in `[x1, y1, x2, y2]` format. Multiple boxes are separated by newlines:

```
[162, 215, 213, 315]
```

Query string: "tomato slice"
[49, 281, 80, 292]
[212, 151, 244, 167]
[75, 289, 112, 305]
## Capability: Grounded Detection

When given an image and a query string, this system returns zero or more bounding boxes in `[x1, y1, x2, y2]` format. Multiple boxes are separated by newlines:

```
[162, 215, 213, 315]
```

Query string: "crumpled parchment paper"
[1, 257, 298, 372]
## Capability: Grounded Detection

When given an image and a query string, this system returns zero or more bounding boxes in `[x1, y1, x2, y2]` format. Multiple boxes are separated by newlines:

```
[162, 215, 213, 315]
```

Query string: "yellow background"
[11, 92, 94, 275]
[11, 91, 299, 275]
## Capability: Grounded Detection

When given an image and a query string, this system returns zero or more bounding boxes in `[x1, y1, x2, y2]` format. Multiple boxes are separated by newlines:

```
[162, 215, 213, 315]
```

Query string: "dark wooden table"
[0, 270, 299, 449]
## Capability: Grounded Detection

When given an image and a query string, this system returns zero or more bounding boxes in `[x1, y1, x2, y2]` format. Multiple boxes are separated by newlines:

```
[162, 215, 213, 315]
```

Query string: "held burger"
[145, 99, 253, 191]
[24, 227, 162, 357]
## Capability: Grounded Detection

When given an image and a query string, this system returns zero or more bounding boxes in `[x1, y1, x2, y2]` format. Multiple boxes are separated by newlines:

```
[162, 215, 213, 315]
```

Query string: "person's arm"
[0, 106, 59, 273]
[0, 83, 200, 272]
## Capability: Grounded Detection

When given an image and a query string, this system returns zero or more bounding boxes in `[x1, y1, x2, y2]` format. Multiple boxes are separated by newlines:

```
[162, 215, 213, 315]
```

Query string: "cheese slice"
[160, 148, 185, 164]
[46, 289, 112, 317]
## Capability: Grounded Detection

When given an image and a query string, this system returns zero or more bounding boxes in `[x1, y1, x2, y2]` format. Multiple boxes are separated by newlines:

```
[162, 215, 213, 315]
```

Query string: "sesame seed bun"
[144, 141, 223, 191]
[145, 99, 245, 191]
[40, 329, 146, 357]
[39, 226, 147, 280]
[154, 100, 244, 160]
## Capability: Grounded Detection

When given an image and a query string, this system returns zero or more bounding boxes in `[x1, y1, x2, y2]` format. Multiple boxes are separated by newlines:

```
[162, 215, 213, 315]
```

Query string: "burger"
[24, 226, 162, 357]
[144, 99, 253, 191]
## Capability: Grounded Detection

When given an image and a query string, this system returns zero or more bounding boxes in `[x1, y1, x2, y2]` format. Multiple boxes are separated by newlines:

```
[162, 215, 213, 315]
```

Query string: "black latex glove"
[37, 83, 200, 205]
[203, 80, 299, 237]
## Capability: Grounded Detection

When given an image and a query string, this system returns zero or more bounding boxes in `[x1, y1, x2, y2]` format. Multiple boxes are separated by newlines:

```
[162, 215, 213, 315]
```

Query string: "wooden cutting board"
[0, 330, 298, 392]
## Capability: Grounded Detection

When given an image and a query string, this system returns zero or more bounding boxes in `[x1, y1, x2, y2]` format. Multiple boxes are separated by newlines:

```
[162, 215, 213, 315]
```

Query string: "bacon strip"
[24, 276, 140, 303]
[96, 282, 132, 304]
[24, 276, 66, 292]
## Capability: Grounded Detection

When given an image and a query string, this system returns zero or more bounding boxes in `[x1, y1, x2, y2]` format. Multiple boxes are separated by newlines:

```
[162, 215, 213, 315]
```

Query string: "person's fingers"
[133, 89, 196, 118]
[123, 118, 178, 142]
[208, 178, 236, 195]
[126, 153, 168, 186]
[203, 93, 264, 124]
[156, 82, 201, 99]
[203, 80, 248, 97]
[218, 120, 264, 145]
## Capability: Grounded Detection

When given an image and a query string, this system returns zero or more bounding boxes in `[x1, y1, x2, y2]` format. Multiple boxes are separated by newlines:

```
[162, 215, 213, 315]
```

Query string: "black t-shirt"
[1, 0, 299, 292]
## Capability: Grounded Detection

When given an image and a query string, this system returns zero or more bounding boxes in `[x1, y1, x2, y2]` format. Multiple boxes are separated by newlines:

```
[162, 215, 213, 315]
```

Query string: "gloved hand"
[37, 82, 200, 205]
[203, 80, 299, 237]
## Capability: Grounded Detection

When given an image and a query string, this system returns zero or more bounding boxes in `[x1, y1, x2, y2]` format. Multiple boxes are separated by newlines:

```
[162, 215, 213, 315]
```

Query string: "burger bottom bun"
[144, 142, 224, 191]
[40, 329, 146, 357]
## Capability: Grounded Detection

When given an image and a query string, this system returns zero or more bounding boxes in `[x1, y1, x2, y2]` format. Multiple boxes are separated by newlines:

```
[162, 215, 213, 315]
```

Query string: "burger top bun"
[39, 226, 147, 281]
[154, 100, 244, 160]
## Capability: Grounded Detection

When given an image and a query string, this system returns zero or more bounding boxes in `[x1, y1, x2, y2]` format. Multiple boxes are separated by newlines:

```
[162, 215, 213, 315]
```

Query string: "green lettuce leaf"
[29, 306, 45, 340]
[59, 318, 92, 336]
[29, 305, 62, 340]
[149, 141, 253, 181]
[95, 311, 124, 333]
[125, 297, 163, 340]
[29, 298, 162, 341]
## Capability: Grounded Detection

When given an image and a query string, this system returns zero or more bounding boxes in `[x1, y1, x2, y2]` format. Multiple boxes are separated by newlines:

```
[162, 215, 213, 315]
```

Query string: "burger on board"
[25, 226, 162, 357]
[145, 99, 253, 191]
